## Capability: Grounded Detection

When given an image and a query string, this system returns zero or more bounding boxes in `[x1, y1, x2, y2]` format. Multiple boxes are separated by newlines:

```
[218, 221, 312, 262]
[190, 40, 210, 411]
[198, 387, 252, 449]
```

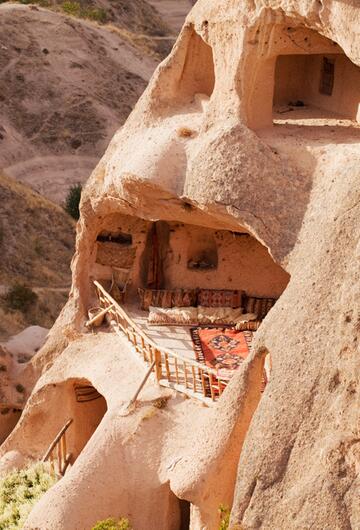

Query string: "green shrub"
[0, 461, 57, 530]
[92, 518, 132, 530]
[61, 1, 107, 23]
[64, 183, 82, 220]
[84, 7, 107, 23]
[218, 504, 230, 530]
[61, 0, 81, 16]
[5, 284, 38, 312]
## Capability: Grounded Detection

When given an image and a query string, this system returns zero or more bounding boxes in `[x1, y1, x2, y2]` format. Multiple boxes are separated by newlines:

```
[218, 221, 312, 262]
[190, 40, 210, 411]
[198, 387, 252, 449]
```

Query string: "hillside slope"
[0, 172, 75, 338]
[0, 3, 159, 203]
[147, 0, 195, 32]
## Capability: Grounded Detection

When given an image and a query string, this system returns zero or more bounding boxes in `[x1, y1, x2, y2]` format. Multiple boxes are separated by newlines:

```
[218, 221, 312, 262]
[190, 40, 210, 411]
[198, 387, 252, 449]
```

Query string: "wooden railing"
[42, 418, 73, 476]
[93, 281, 228, 403]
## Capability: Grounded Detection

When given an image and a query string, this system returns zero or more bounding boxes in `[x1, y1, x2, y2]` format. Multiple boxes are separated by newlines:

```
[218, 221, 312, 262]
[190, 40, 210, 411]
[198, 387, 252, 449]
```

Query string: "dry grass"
[106, 24, 172, 61]
[141, 406, 158, 421]
[0, 173, 74, 339]
[152, 396, 169, 409]
[0, 172, 75, 287]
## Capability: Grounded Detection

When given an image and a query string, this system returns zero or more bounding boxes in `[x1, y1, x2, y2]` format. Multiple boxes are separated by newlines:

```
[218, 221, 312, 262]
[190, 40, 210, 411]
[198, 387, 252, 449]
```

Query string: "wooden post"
[174, 358, 179, 384]
[128, 360, 156, 406]
[154, 349, 162, 381]
[49, 452, 55, 476]
[141, 337, 145, 360]
[183, 362, 188, 388]
[200, 370, 207, 397]
[57, 442, 62, 475]
[149, 346, 154, 363]
[165, 354, 171, 381]
[191, 366, 196, 392]
[61, 433, 67, 473]
[209, 375, 215, 401]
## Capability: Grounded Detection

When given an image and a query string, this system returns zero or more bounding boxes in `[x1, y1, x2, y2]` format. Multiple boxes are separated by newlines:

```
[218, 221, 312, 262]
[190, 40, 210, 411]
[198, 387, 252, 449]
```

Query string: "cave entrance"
[273, 52, 360, 126]
[42, 379, 107, 475]
[244, 24, 360, 130]
[140, 221, 289, 298]
[91, 215, 290, 401]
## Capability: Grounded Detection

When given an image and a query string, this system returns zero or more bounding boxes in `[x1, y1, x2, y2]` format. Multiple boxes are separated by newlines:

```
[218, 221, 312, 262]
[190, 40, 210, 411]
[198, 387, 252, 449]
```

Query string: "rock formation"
[1, 0, 359, 529]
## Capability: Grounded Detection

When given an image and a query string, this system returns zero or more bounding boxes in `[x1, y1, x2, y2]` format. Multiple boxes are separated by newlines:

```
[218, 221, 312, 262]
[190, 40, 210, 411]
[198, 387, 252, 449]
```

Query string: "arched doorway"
[39, 378, 107, 474]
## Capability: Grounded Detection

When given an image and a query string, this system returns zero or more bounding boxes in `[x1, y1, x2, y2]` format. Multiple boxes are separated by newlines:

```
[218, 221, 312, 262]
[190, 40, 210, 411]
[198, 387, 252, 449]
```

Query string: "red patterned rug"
[191, 327, 267, 392]
[190, 327, 253, 380]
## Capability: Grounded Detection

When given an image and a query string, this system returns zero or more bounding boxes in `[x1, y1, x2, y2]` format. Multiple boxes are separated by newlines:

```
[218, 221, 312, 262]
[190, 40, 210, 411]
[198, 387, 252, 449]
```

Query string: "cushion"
[148, 306, 198, 326]
[235, 320, 261, 331]
[244, 296, 276, 319]
[138, 288, 197, 311]
[197, 289, 243, 308]
[197, 306, 253, 325]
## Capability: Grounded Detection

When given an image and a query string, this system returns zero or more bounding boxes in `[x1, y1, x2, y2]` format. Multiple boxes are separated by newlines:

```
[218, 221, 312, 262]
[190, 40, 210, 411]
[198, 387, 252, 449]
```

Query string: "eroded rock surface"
[1, 0, 359, 529]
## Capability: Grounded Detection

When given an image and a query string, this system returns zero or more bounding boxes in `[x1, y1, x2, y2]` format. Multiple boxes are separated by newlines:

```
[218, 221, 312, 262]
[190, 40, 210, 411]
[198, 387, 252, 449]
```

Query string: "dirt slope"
[0, 3, 159, 203]
[0, 172, 75, 338]
[147, 0, 195, 32]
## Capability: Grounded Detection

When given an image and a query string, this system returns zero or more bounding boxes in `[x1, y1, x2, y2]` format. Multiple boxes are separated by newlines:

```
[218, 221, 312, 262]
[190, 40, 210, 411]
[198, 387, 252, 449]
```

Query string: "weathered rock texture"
[1, 0, 360, 529]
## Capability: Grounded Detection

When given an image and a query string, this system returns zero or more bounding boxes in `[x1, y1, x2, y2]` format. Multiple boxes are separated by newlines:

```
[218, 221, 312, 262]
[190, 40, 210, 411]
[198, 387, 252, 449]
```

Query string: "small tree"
[64, 183, 82, 220]
[92, 518, 132, 530]
[5, 284, 38, 312]
[218, 504, 230, 530]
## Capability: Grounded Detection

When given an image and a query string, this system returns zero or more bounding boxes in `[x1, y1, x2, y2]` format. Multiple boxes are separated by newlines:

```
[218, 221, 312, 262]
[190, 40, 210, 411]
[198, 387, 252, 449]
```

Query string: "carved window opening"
[187, 232, 218, 271]
[273, 52, 360, 124]
[96, 231, 132, 245]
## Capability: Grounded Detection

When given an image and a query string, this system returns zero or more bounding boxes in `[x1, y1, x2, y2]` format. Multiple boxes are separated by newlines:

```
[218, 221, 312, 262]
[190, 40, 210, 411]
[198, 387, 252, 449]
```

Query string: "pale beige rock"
[1, 0, 360, 529]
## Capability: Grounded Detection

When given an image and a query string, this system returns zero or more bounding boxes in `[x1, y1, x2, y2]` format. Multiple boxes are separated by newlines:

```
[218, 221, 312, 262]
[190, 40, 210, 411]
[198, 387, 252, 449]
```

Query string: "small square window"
[319, 57, 335, 96]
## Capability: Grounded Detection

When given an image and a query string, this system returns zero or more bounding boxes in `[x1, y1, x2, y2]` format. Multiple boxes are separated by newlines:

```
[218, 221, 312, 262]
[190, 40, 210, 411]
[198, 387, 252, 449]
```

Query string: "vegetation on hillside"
[5, 284, 38, 312]
[0, 172, 75, 287]
[3, 0, 173, 59]
[0, 462, 57, 530]
[92, 517, 132, 530]
[7, 0, 170, 36]
[64, 183, 82, 220]
[218, 504, 230, 530]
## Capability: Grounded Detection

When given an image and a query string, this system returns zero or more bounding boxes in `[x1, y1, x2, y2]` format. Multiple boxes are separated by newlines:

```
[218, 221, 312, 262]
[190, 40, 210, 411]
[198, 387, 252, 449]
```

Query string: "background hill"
[0, 172, 75, 339]
[0, 2, 165, 203]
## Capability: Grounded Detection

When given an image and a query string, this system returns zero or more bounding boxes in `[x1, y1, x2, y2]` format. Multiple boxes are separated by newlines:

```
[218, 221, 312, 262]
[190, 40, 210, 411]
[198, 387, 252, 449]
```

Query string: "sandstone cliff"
[0, 0, 359, 529]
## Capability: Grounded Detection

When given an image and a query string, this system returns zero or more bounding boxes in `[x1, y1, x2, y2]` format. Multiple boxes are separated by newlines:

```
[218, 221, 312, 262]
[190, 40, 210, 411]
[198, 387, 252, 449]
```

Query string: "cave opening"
[273, 52, 360, 126]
